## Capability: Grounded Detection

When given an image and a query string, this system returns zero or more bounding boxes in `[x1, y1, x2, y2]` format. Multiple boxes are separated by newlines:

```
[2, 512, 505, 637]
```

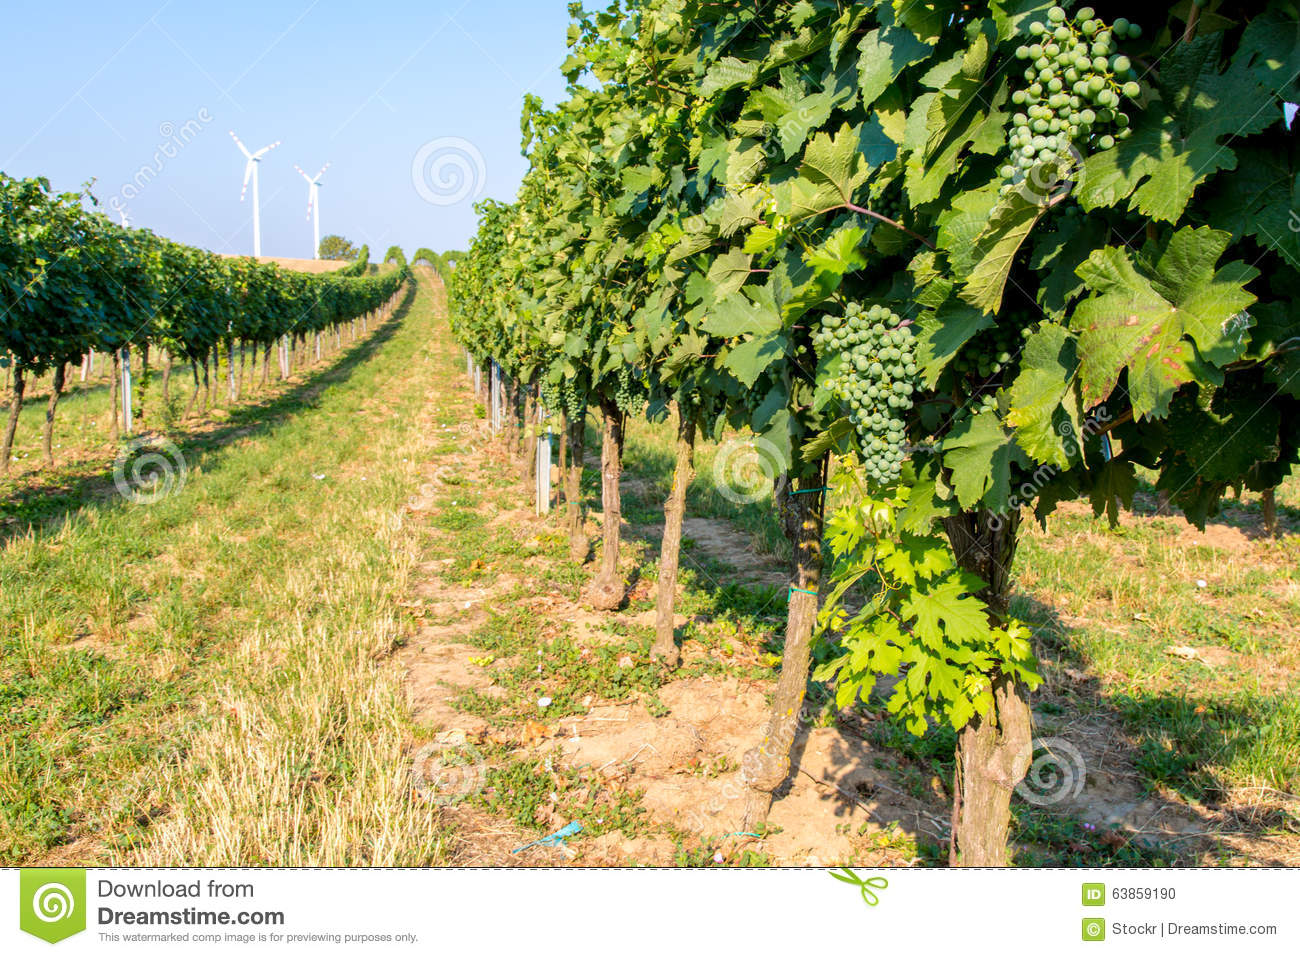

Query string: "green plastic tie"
[788, 585, 818, 598]
[789, 486, 829, 496]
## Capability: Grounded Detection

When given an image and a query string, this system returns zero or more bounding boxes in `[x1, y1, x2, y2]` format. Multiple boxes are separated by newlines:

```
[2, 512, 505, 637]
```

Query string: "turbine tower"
[294, 162, 330, 259]
[230, 130, 280, 258]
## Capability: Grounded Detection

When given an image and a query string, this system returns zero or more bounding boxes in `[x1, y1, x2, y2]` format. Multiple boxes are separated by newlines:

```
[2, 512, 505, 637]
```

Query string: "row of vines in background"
[411, 247, 463, 277]
[450, 0, 1299, 865]
[0, 173, 408, 473]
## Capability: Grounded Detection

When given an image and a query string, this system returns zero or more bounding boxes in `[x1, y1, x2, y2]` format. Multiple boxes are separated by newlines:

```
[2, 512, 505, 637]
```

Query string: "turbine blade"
[294, 163, 312, 183]
[240, 160, 254, 201]
[229, 130, 252, 158]
[316, 162, 330, 181]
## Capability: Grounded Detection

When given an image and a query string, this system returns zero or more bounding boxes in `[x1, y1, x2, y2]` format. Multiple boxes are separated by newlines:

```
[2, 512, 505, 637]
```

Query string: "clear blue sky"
[0, 1, 572, 259]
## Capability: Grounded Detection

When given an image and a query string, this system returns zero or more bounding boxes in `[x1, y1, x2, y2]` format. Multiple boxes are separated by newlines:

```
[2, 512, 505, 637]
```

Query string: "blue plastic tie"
[511, 820, 584, 854]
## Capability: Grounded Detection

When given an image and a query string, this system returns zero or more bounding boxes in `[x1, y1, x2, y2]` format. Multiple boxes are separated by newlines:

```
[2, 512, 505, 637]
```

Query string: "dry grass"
[2, 279, 455, 866]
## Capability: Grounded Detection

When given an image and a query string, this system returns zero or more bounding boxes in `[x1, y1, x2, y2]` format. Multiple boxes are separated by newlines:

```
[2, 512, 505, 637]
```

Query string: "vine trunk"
[42, 363, 66, 469]
[651, 406, 695, 668]
[1, 365, 26, 475]
[565, 412, 589, 562]
[943, 509, 1032, 867]
[586, 398, 625, 610]
[741, 457, 829, 829]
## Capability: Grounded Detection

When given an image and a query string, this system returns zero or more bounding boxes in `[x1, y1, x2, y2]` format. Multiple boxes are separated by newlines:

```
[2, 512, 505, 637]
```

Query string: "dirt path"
[395, 320, 955, 868]
[396, 302, 1299, 868]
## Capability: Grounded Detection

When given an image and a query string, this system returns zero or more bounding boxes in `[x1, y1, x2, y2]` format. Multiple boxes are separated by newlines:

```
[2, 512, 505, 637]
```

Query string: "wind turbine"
[230, 130, 280, 258]
[294, 162, 330, 259]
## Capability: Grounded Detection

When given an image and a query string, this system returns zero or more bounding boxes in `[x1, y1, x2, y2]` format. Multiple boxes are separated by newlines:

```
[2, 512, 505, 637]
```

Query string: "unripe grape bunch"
[541, 377, 562, 415]
[870, 181, 906, 224]
[613, 364, 647, 417]
[814, 303, 920, 485]
[560, 377, 588, 420]
[1002, 6, 1142, 197]
[949, 312, 1041, 421]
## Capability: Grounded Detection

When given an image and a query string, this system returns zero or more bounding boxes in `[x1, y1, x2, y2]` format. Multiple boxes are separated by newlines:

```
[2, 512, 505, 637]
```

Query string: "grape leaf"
[723, 331, 786, 387]
[959, 192, 1043, 314]
[936, 183, 1001, 278]
[1201, 144, 1300, 271]
[915, 300, 993, 387]
[901, 576, 993, 652]
[788, 122, 874, 221]
[704, 249, 754, 301]
[701, 56, 759, 96]
[1236, 8, 1300, 101]
[1073, 227, 1259, 420]
[1006, 324, 1082, 469]
[1077, 53, 1278, 222]
[1086, 458, 1138, 526]
[700, 291, 781, 338]
[942, 411, 1025, 511]
[857, 26, 932, 109]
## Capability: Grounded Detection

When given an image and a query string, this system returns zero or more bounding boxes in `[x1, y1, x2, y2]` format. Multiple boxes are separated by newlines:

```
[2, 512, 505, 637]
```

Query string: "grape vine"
[447, 0, 1300, 866]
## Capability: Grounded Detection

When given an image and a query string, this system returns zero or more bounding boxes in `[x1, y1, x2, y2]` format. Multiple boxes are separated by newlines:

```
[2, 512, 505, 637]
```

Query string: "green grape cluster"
[540, 378, 562, 416]
[951, 314, 1039, 385]
[1001, 7, 1142, 195]
[561, 378, 587, 420]
[871, 181, 906, 223]
[612, 364, 646, 417]
[813, 302, 920, 485]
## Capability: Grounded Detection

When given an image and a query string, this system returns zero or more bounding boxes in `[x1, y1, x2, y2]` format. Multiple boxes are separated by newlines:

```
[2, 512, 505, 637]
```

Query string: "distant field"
[218, 255, 352, 273]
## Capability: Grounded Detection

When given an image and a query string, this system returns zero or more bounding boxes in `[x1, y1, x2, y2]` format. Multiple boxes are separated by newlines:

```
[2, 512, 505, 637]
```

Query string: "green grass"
[0, 280, 453, 865]
[5, 269, 1296, 867]
[1016, 501, 1300, 808]
[473, 745, 649, 840]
